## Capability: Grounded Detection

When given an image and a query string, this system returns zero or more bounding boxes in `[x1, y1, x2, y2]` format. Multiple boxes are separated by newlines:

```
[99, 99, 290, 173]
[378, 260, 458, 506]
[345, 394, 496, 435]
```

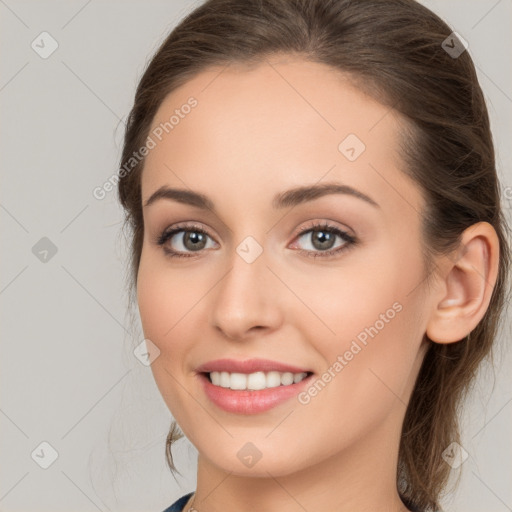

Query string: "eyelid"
[290, 218, 355, 239]
[155, 221, 216, 245]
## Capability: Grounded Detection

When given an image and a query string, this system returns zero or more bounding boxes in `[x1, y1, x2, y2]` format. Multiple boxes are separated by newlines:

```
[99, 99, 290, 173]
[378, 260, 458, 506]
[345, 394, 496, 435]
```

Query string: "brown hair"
[117, 0, 511, 510]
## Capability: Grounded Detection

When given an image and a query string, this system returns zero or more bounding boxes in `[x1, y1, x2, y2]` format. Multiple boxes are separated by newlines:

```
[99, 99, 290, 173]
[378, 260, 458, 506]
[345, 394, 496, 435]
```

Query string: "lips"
[198, 371, 314, 414]
[195, 359, 315, 414]
[195, 358, 312, 374]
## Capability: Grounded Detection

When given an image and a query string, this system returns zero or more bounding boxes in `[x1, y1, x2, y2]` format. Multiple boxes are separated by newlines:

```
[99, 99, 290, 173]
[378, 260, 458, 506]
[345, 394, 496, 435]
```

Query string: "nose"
[210, 245, 283, 341]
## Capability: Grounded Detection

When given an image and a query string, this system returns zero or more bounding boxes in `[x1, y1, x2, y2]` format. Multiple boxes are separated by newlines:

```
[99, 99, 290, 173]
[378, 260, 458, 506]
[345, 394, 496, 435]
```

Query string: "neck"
[188, 406, 411, 512]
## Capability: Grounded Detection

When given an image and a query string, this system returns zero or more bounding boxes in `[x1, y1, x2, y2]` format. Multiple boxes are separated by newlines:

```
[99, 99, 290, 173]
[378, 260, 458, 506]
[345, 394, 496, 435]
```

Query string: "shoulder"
[161, 491, 194, 512]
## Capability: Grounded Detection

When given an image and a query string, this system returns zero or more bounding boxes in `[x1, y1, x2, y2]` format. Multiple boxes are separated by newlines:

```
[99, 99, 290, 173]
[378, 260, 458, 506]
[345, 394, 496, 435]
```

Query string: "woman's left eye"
[292, 223, 357, 259]
[155, 222, 357, 259]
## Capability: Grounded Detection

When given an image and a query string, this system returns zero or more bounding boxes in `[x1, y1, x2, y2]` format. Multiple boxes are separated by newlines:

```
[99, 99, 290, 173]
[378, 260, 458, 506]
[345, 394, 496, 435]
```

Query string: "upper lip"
[196, 358, 312, 374]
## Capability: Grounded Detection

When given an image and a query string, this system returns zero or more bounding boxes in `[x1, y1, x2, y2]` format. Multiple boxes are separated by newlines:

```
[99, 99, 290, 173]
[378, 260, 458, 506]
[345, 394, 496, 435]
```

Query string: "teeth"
[209, 371, 309, 390]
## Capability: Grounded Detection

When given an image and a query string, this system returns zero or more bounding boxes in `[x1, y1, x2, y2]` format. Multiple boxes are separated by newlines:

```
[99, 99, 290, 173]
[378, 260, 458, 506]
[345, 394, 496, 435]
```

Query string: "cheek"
[136, 251, 219, 398]
[137, 260, 171, 343]
[287, 246, 415, 348]
[303, 244, 426, 421]
[136, 250, 203, 344]
[136, 256, 199, 409]
[292, 295, 423, 459]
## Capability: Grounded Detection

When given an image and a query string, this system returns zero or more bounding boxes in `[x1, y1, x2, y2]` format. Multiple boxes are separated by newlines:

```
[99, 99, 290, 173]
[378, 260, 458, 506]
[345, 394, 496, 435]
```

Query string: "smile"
[207, 370, 311, 390]
[198, 371, 314, 414]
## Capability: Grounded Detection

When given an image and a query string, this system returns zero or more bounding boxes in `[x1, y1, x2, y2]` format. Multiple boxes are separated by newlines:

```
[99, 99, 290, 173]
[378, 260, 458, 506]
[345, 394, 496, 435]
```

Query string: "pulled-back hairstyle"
[117, 1, 511, 510]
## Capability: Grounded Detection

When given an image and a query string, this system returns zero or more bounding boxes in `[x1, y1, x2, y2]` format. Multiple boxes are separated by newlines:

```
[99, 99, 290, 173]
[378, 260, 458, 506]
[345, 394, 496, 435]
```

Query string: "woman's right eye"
[156, 225, 217, 259]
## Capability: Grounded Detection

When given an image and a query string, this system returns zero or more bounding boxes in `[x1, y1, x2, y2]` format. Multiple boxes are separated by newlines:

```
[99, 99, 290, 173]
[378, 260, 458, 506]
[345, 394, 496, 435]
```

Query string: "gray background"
[0, 1, 511, 511]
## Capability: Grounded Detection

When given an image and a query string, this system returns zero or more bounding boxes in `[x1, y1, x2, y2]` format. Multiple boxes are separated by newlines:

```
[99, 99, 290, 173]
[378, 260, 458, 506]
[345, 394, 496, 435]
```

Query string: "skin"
[136, 56, 499, 512]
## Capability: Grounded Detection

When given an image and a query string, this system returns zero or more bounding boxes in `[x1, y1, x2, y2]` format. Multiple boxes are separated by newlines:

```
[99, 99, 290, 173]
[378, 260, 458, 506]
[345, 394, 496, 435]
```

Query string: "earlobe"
[426, 222, 500, 344]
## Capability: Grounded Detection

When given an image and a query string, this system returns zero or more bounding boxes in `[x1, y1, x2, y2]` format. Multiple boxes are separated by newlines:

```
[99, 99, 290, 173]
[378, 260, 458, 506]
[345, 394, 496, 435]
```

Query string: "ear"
[426, 222, 500, 344]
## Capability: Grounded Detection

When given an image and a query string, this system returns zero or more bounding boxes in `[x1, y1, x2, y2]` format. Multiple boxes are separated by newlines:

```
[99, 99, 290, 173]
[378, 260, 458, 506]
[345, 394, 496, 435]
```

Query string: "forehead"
[141, 56, 421, 219]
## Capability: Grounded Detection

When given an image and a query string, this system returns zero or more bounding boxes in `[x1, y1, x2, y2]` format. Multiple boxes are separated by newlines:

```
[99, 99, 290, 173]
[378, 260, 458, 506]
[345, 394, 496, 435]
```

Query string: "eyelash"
[155, 221, 357, 260]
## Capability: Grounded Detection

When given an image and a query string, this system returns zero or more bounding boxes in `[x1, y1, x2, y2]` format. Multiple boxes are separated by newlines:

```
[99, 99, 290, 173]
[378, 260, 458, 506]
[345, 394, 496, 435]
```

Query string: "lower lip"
[198, 373, 313, 414]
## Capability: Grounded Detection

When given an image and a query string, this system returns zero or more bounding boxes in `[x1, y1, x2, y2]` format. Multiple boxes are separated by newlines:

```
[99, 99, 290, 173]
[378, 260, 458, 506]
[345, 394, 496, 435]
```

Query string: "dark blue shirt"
[162, 491, 424, 512]
[162, 492, 194, 512]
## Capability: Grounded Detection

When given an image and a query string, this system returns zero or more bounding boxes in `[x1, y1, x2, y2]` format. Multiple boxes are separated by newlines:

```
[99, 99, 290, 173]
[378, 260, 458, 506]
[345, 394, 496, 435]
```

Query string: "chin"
[199, 442, 311, 477]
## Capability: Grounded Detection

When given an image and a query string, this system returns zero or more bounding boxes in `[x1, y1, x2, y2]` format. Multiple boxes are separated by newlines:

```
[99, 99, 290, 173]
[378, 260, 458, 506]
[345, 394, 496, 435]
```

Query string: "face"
[137, 56, 431, 477]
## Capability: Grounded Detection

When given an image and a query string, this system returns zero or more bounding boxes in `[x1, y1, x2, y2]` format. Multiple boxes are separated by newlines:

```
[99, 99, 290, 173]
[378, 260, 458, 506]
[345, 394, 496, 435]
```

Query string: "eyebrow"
[143, 182, 380, 211]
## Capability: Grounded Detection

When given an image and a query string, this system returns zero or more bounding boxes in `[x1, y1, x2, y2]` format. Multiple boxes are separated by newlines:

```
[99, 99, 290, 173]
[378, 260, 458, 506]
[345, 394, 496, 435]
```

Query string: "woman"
[117, 0, 511, 510]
